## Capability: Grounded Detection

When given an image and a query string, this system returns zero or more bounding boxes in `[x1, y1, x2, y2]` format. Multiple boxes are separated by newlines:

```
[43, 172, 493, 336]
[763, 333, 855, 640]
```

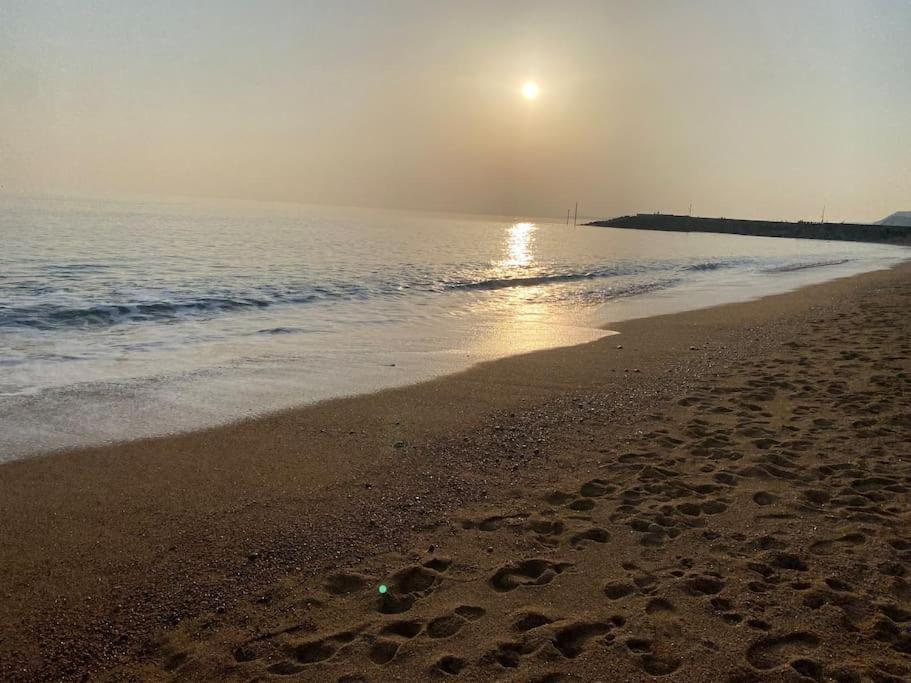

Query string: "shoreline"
[3, 252, 905, 462]
[2, 262, 910, 680]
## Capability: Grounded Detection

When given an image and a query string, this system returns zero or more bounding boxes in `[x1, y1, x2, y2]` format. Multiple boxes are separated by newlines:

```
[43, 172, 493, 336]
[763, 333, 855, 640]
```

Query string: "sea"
[1, 194, 907, 460]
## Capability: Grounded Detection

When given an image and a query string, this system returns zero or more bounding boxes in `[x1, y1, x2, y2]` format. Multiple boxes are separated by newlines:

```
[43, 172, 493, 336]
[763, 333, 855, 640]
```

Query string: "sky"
[1, 0, 909, 222]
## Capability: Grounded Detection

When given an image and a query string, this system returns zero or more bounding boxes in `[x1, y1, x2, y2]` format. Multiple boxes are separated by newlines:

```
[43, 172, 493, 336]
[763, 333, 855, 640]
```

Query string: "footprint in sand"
[746, 631, 820, 670]
[680, 574, 725, 596]
[751, 491, 778, 506]
[579, 478, 616, 497]
[371, 605, 485, 666]
[809, 532, 866, 555]
[377, 562, 450, 614]
[544, 490, 574, 506]
[525, 516, 566, 546]
[434, 654, 467, 675]
[380, 619, 423, 639]
[367, 639, 401, 665]
[604, 581, 638, 600]
[486, 639, 539, 669]
[325, 571, 372, 595]
[266, 629, 360, 674]
[463, 514, 526, 531]
[622, 636, 682, 676]
[426, 614, 466, 639]
[552, 620, 613, 658]
[568, 498, 596, 511]
[423, 556, 452, 572]
[569, 527, 610, 547]
[511, 610, 556, 633]
[489, 559, 572, 592]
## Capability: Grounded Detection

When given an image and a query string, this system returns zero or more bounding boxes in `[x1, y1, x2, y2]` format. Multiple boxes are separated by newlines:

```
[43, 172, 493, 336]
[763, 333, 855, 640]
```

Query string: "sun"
[521, 81, 540, 100]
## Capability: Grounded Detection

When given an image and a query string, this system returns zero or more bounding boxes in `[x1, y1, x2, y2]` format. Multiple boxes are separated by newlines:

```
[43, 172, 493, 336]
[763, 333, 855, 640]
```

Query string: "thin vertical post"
[573, 201, 578, 228]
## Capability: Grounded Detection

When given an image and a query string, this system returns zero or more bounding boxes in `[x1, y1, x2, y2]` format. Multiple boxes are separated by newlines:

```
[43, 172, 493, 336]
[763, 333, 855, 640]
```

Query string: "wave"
[762, 259, 851, 274]
[445, 265, 644, 292]
[683, 261, 729, 272]
[447, 256, 756, 291]
[2, 267, 643, 329]
[42, 263, 110, 273]
[1, 294, 320, 331]
[257, 326, 302, 335]
[682, 257, 765, 272]
[1, 257, 764, 331]
[576, 277, 682, 303]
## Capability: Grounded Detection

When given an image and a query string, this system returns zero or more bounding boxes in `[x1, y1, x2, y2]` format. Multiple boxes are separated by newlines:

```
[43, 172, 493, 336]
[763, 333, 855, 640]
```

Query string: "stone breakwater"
[590, 214, 911, 245]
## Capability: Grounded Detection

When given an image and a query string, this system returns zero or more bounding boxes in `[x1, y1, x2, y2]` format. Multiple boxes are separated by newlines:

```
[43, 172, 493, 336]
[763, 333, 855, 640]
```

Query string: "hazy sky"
[1, 1, 909, 221]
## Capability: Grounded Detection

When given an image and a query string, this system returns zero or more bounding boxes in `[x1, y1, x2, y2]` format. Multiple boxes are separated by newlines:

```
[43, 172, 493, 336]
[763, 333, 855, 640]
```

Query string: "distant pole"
[820, 205, 826, 224]
[566, 209, 570, 226]
[573, 201, 578, 228]
[688, 203, 693, 217]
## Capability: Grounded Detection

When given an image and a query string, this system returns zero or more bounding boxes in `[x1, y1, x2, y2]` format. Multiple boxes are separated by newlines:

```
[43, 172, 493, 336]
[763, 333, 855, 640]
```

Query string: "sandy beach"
[2, 262, 910, 682]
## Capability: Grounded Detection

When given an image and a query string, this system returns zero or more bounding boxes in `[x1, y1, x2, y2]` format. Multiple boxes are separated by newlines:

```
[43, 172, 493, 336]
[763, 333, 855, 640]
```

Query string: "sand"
[1, 263, 910, 682]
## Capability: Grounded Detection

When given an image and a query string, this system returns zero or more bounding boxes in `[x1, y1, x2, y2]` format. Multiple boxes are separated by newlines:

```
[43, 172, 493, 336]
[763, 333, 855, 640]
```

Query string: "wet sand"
[1, 263, 910, 681]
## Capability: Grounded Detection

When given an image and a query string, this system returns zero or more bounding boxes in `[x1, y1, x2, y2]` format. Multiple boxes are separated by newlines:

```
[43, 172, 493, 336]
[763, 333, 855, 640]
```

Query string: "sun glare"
[521, 81, 540, 100]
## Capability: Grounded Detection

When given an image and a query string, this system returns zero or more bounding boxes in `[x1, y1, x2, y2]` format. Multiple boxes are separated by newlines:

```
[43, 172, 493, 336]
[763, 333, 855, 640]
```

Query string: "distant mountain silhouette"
[878, 212, 911, 227]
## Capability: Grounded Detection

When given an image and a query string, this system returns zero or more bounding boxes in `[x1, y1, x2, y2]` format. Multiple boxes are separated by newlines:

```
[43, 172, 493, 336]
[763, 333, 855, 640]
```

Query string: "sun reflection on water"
[454, 219, 608, 359]
[499, 222, 537, 268]
[470, 222, 557, 353]
[492, 222, 543, 316]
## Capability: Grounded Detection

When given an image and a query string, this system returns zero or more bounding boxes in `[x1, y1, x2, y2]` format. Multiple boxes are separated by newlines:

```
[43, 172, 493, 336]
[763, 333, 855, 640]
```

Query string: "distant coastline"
[588, 213, 911, 245]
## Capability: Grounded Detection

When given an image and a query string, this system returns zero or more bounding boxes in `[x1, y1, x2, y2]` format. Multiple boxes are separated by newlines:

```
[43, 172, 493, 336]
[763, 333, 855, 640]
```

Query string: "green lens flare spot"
[378, 584, 388, 595]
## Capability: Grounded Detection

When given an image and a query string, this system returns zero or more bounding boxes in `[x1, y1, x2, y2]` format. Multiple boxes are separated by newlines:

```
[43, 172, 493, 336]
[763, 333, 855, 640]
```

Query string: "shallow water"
[1, 195, 906, 458]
